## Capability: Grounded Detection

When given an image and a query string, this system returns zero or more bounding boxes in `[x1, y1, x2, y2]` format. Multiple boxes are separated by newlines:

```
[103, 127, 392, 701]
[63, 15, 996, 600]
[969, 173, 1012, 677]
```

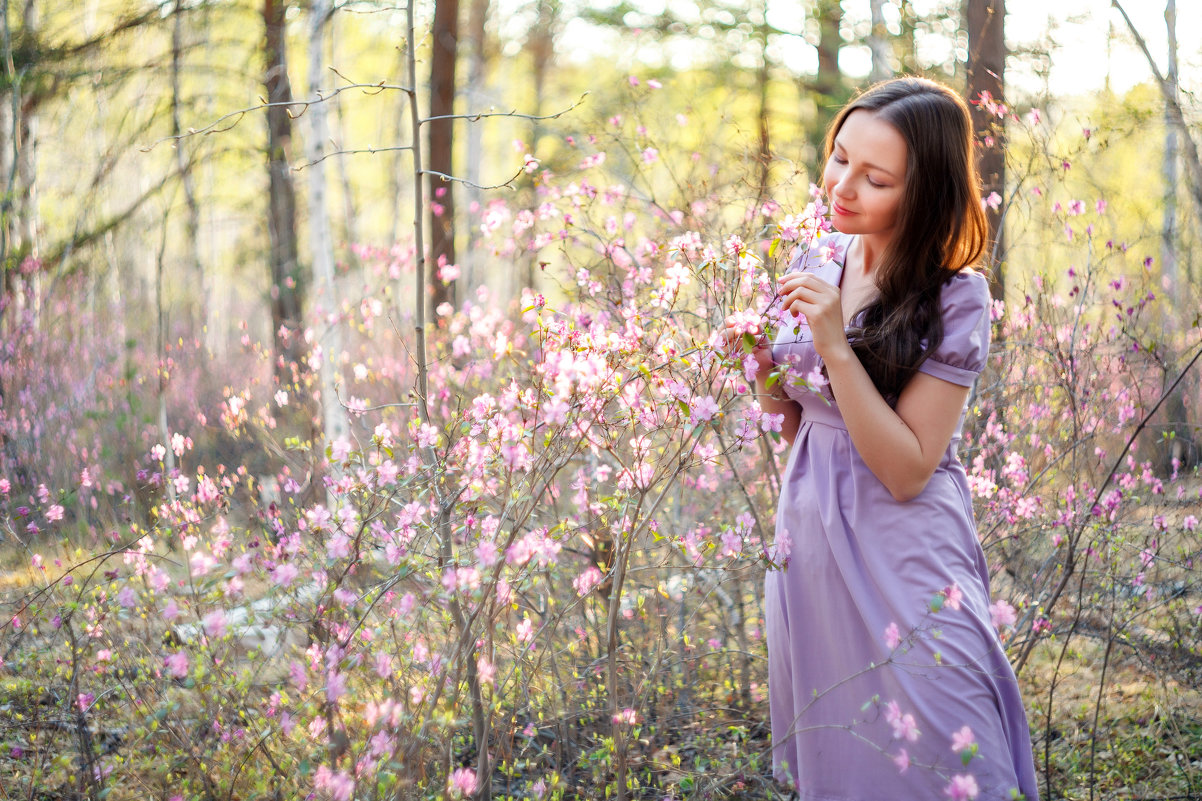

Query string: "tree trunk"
[171, 0, 206, 338]
[810, 0, 845, 156]
[463, 0, 490, 293]
[966, 0, 1005, 300]
[428, 0, 459, 312]
[1155, 0, 1197, 470]
[524, 0, 555, 293]
[868, 0, 891, 82]
[329, 12, 359, 263]
[1160, 0, 1178, 291]
[306, 0, 349, 499]
[754, 0, 771, 204]
[1, 0, 18, 301]
[264, 0, 306, 385]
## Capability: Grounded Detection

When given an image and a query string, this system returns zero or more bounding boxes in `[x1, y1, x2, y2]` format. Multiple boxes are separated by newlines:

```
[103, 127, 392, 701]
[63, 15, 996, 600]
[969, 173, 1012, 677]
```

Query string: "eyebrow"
[833, 141, 901, 179]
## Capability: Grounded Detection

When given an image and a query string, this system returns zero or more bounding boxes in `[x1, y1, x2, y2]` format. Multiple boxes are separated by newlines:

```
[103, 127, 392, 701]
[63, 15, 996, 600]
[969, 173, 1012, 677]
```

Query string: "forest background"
[2, 1, 1202, 800]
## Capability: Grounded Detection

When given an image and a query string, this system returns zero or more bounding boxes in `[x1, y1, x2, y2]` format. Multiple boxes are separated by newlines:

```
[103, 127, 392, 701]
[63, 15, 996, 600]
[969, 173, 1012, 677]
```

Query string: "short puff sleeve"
[916, 269, 991, 387]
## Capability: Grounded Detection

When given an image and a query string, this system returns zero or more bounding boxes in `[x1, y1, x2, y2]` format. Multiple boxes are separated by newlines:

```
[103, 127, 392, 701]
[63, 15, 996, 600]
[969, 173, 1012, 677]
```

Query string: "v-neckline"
[834, 233, 873, 328]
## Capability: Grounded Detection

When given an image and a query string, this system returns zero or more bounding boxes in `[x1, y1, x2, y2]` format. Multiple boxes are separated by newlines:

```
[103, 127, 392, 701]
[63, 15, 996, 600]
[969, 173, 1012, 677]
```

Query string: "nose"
[830, 173, 854, 201]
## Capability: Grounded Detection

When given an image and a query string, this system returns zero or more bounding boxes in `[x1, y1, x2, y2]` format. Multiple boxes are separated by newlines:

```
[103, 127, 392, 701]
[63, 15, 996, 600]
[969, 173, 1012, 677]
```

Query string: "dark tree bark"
[809, 0, 847, 157]
[428, 0, 459, 312]
[264, 0, 306, 384]
[171, 0, 205, 337]
[966, 0, 1005, 300]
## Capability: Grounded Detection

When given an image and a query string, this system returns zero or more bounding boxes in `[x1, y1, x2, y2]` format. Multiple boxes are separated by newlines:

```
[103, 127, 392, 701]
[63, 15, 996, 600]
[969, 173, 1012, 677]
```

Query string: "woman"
[740, 78, 1039, 799]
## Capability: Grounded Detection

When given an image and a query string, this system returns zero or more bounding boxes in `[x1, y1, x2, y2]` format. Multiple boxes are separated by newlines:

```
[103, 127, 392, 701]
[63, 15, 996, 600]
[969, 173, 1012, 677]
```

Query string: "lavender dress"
[765, 233, 1039, 800]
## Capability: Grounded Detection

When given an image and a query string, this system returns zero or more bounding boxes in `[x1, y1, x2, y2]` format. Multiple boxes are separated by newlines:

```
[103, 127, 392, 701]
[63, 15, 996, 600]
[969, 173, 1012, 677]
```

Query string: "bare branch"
[140, 82, 415, 151]
[1111, 0, 1202, 223]
[419, 92, 589, 125]
[420, 168, 524, 191]
[293, 144, 414, 171]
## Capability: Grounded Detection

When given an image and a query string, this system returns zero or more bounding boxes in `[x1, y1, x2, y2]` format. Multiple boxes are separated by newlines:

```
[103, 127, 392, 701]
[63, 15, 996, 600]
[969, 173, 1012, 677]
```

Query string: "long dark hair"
[825, 77, 988, 402]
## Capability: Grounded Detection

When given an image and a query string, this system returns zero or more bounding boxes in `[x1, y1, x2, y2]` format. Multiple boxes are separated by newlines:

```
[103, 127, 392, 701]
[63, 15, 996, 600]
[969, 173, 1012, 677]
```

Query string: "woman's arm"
[822, 350, 968, 501]
[779, 271, 967, 501]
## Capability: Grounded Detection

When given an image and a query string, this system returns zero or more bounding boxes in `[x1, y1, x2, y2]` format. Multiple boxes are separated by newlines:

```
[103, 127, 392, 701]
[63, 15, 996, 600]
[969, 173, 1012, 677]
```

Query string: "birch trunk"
[463, 0, 490, 293]
[868, 0, 891, 82]
[1160, 0, 1178, 290]
[307, 0, 349, 498]
[171, 0, 206, 338]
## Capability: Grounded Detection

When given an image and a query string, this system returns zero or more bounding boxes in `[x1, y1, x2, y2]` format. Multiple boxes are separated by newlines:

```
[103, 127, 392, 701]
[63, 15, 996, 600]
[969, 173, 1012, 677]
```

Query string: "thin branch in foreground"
[419, 92, 589, 125]
[293, 144, 414, 171]
[140, 82, 414, 151]
[420, 168, 525, 192]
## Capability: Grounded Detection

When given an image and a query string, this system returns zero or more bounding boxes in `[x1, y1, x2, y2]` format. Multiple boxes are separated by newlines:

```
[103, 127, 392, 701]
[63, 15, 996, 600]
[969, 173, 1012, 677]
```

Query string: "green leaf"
[769, 237, 780, 258]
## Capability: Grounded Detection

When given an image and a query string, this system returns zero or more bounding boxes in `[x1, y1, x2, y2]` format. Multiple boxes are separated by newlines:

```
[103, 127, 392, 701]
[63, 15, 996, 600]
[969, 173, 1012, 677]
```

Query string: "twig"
[293, 144, 414, 171]
[1012, 338, 1202, 674]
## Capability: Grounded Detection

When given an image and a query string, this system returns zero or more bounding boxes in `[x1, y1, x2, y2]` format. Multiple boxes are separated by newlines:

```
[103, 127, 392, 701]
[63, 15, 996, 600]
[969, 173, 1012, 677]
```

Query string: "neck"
[852, 233, 892, 279]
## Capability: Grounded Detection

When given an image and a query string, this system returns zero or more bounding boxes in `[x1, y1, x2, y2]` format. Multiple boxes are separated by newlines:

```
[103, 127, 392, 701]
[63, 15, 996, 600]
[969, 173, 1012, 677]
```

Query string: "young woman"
[740, 78, 1039, 799]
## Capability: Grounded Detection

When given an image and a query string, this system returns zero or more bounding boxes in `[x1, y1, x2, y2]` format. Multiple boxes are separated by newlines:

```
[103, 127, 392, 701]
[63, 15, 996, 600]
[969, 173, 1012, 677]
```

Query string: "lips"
[832, 202, 856, 216]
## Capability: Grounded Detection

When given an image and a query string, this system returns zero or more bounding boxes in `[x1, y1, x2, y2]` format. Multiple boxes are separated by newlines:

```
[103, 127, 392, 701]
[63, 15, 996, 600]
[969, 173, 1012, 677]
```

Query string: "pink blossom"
[883, 622, 901, 650]
[944, 774, 979, 800]
[989, 599, 1017, 629]
[516, 616, 535, 644]
[46, 504, 64, 522]
[950, 725, 976, 753]
[272, 562, 299, 587]
[477, 656, 496, 685]
[573, 566, 603, 596]
[943, 583, 963, 611]
[1184, 515, 1198, 532]
[689, 395, 720, 424]
[326, 671, 347, 703]
[117, 586, 137, 608]
[761, 412, 784, 433]
[314, 765, 354, 801]
[165, 651, 189, 678]
[203, 609, 227, 638]
[884, 700, 921, 742]
[612, 707, 639, 725]
[448, 768, 478, 798]
[474, 539, 500, 569]
[892, 748, 910, 774]
[416, 423, 440, 448]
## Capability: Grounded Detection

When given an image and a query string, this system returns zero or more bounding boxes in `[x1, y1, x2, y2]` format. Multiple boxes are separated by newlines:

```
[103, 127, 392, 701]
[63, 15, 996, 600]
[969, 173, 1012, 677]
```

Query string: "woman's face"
[822, 109, 908, 244]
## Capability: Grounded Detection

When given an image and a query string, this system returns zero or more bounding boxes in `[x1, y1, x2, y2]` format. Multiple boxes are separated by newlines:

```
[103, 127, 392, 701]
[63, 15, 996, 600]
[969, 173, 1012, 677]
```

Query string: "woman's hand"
[777, 272, 852, 362]
[721, 314, 774, 378]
